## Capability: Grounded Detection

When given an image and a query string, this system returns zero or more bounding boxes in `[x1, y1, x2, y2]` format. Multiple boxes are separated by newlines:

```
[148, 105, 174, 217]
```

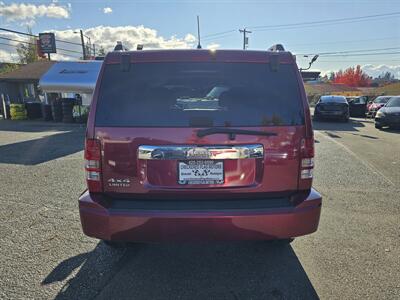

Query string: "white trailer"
[39, 60, 102, 105]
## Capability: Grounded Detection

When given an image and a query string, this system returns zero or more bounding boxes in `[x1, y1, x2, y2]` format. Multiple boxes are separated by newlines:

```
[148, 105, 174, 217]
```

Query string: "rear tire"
[375, 124, 382, 129]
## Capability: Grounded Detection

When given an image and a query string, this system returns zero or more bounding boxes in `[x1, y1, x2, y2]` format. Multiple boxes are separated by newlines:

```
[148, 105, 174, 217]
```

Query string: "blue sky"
[1, 0, 400, 77]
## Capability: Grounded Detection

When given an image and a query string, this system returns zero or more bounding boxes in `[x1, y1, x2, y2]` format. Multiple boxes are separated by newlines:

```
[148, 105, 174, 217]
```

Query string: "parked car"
[346, 96, 368, 117]
[313, 95, 350, 122]
[79, 49, 322, 245]
[375, 96, 400, 129]
[367, 96, 394, 118]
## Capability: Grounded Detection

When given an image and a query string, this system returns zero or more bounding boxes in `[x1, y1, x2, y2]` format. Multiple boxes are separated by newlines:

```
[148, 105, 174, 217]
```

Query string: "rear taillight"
[299, 137, 314, 189]
[84, 139, 102, 192]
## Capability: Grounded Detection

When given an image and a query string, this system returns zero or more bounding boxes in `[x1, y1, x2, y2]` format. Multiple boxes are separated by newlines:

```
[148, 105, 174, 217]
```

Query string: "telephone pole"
[239, 28, 251, 50]
[79, 29, 86, 60]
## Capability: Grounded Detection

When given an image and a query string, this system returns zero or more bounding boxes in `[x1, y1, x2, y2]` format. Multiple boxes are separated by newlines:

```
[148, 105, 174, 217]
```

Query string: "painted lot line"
[314, 130, 396, 187]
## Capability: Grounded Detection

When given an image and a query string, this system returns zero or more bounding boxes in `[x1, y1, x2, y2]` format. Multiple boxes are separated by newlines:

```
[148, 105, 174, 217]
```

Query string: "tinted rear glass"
[374, 96, 391, 103]
[95, 62, 304, 127]
[386, 97, 400, 107]
[319, 96, 347, 103]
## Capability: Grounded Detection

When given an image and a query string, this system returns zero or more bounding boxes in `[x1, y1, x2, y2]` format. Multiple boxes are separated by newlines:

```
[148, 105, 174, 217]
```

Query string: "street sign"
[39, 33, 57, 53]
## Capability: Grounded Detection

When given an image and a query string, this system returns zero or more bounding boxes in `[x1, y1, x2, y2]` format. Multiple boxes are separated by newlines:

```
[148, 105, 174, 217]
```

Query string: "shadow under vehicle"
[41, 241, 319, 299]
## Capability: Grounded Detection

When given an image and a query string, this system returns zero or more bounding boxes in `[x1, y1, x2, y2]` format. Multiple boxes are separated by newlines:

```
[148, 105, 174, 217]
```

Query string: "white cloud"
[0, 32, 26, 62]
[0, 2, 70, 24]
[103, 7, 112, 14]
[362, 64, 400, 79]
[0, 47, 19, 63]
[206, 43, 220, 50]
[0, 25, 198, 62]
[51, 25, 196, 57]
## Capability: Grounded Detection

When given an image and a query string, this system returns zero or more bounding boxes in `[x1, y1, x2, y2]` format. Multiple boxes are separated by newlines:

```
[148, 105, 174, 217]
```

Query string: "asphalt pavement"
[0, 118, 399, 299]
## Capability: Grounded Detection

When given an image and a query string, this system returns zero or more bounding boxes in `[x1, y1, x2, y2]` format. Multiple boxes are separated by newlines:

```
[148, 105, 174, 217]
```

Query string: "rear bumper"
[79, 189, 322, 242]
[314, 111, 347, 119]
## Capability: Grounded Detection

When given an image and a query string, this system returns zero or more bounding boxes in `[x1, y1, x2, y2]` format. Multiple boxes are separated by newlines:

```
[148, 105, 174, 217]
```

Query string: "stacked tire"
[61, 98, 74, 123]
[73, 105, 89, 123]
[25, 102, 42, 119]
[41, 104, 53, 121]
[51, 101, 63, 122]
[10, 104, 27, 120]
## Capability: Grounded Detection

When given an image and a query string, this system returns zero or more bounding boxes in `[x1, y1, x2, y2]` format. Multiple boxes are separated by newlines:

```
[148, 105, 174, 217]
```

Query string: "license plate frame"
[178, 160, 224, 185]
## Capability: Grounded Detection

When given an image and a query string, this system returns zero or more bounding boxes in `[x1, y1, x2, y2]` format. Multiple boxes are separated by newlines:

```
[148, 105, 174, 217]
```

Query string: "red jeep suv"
[79, 48, 322, 244]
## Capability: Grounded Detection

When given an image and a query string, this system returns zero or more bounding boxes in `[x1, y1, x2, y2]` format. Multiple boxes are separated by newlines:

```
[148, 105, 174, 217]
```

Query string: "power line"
[0, 27, 34, 37]
[0, 40, 81, 59]
[203, 29, 236, 39]
[0, 41, 17, 48]
[201, 11, 400, 42]
[317, 59, 400, 63]
[0, 27, 83, 46]
[0, 36, 82, 54]
[249, 11, 400, 30]
[297, 46, 400, 56]
[321, 51, 400, 57]
[202, 32, 236, 42]
[286, 36, 400, 47]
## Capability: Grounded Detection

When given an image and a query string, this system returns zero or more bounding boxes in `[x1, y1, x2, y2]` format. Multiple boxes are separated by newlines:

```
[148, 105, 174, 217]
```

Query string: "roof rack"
[268, 44, 285, 52]
[114, 41, 129, 51]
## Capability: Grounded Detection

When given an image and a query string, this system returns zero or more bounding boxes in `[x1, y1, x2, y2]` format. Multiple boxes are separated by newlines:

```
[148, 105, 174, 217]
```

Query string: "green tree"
[16, 27, 39, 64]
[0, 63, 19, 75]
[97, 46, 106, 56]
[382, 71, 395, 81]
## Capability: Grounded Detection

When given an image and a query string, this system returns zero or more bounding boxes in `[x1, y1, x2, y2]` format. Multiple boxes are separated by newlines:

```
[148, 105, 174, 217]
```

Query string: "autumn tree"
[333, 65, 370, 87]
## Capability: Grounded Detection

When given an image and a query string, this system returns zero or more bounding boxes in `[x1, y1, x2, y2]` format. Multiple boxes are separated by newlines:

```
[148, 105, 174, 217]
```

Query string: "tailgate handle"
[138, 145, 264, 160]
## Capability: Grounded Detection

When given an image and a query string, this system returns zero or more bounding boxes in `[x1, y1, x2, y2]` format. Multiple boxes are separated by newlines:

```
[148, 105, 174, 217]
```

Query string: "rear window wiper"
[197, 127, 277, 140]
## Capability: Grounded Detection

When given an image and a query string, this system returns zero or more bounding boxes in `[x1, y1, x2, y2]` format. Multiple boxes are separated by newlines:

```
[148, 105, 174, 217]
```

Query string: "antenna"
[197, 15, 202, 49]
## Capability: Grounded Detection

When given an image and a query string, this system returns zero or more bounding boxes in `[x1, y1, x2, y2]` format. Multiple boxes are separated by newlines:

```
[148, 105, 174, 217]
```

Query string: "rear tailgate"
[96, 126, 303, 196]
[91, 54, 308, 199]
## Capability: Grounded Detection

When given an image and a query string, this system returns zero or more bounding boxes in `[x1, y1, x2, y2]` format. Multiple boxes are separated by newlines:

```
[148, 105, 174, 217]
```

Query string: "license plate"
[178, 160, 224, 185]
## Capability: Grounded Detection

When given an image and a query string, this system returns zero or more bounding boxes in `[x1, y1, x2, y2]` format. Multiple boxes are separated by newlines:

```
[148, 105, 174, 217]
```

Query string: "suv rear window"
[95, 62, 304, 127]
[319, 96, 347, 103]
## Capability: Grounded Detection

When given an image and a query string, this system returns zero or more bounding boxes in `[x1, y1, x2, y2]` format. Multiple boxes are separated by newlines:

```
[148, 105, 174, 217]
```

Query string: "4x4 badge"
[108, 178, 131, 187]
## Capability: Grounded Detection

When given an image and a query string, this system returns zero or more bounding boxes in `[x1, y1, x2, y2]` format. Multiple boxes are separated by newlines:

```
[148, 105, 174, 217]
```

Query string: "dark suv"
[79, 49, 322, 244]
[314, 95, 350, 122]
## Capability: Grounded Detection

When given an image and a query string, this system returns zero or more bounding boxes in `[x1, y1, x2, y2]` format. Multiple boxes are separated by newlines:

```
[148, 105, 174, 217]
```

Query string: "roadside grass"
[373, 82, 400, 95]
